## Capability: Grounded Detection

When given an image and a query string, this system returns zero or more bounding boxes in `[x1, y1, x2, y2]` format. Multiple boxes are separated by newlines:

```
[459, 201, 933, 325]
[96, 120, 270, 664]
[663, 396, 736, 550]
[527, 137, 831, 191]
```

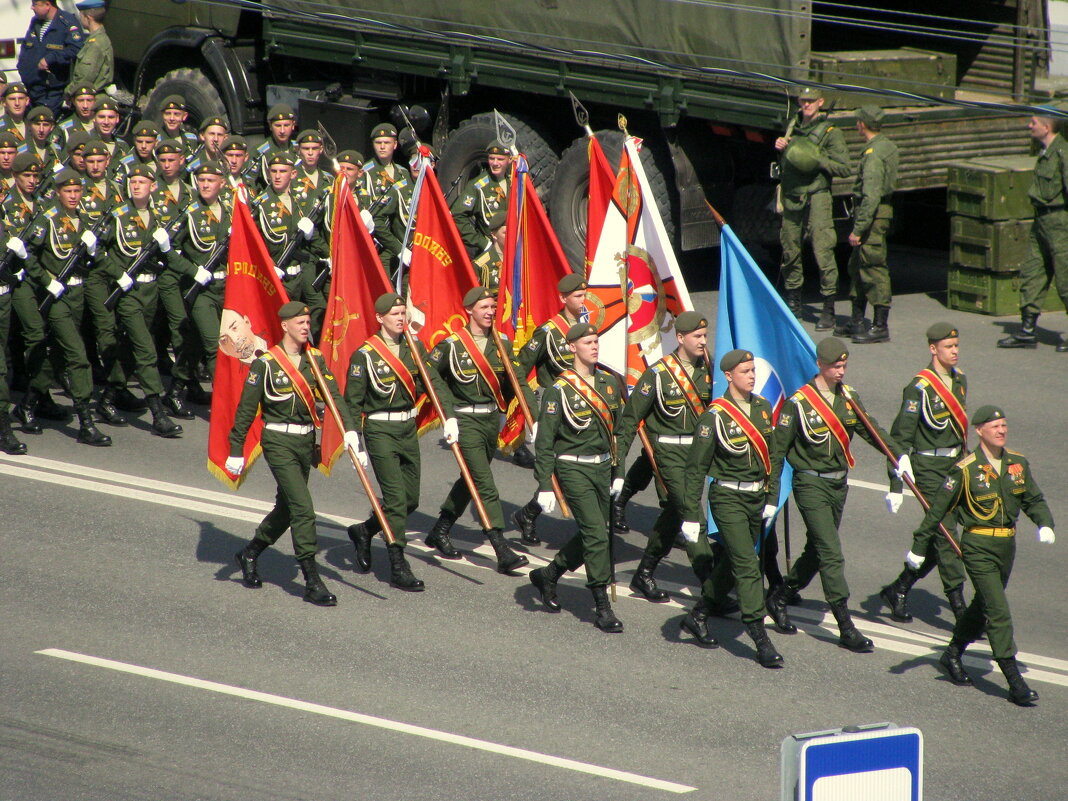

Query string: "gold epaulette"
[1005, 448, 1024, 458]
[955, 452, 977, 469]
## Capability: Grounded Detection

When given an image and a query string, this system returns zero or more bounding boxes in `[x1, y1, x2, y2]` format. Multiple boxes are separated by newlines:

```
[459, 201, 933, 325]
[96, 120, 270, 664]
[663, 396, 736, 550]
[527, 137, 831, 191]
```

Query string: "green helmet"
[784, 137, 821, 174]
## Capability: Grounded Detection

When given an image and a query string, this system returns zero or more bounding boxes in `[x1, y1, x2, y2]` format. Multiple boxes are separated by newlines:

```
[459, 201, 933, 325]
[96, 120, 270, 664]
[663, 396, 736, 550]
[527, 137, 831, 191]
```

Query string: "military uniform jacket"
[451, 170, 509, 252]
[79, 176, 122, 223]
[27, 140, 62, 176]
[23, 202, 94, 286]
[117, 152, 158, 181]
[615, 352, 711, 458]
[166, 197, 230, 278]
[69, 25, 113, 92]
[360, 158, 402, 204]
[255, 186, 316, 272]
[517, 312, 578, 389]
[256, 140, 299, 186]
[157, 125, 200, 158]
[96, 137, 131, 178]
[0, 188, 35, 288]
[1028, 134, 1068, 210]
[851, 133, 899, 236]
[294, 164, 334, 204]
[428, 329, 536, 418]
[17, 9, 84, 90]
[373, 174, 411, 259]
[2, 120, 28, 149]
[152, 176, 195, 226]
[58, 115, 94, 141]
[345, 335, 445, 422]
[229, 347, 352, 457]
[888, 362, 967, 493]
[780, 113, 851, 204]
[97, 202, 161, 281]
[533, 369, 625, 490]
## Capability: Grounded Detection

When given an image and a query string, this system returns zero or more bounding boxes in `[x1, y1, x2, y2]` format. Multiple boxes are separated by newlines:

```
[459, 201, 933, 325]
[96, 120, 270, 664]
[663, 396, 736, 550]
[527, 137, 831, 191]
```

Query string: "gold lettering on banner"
[412, 232, 453, 268]
[231, 261, 278, 296]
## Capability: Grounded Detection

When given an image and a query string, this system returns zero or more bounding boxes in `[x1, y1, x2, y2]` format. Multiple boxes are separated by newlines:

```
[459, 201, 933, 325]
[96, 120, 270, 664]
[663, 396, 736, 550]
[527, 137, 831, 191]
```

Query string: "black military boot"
[298, 557, 337, 606]
[347, 519, 376, 572]
[0, 413, 27, 455]
[680, 600, 719, 646]
[591, 585, 623, 633]
[185, 379, 213, 406]
[95, 387, 129, 426]
[611, 493, 631, 533]
[996, 657, 1038, 706]
[113, 386, 147, 412]
[880, 566, 921, 623]
[486, 528, 528, 574]
[830, 599, 874, 652]
[783, 288, 802, 317]
[37, 392, 71, 421]
[747, 620, 785, 668]
[387, 544, 425, 592]
[834, 300, 867, 337]
[163, 382, 196, 420]
[146, 395, 183, 438]
[946, 586, 968, 622]
[425, 512, 461, 559]
[234, 538, 267, 588]
[997, 312, 1038, 349]
[511, 498, 541, 545]
[938, 639, 973, 686]
[529, 560, 563, 612]
[815, 297, 836, 331]
[75, 402, 112, 446]
[765, 582, 797, 634]
[13, 389, 43, 434]
[512, 443, 536, 468]
[629, 553, 668, 602]
[853, 305, 890, 344]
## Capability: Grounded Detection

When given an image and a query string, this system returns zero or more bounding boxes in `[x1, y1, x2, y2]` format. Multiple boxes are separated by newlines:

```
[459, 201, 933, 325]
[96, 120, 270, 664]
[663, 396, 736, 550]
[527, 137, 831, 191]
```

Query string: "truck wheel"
[143, 68, 228, 131]
[549, 130, 675, 273]
[730, 183, 781, 253]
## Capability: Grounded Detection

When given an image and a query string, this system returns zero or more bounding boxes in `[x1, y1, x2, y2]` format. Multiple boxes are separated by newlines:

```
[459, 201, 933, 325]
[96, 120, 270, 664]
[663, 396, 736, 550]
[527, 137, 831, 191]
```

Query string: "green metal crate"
[947, 266, 1065, 315]
[946, 156, 1035, 221]
[950, 216, 1032, 272]
[809, 48, 956, 108]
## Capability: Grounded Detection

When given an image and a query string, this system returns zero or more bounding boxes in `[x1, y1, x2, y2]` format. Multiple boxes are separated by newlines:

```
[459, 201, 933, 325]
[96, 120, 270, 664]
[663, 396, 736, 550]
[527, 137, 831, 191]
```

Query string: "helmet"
[784, 137, 821, 175]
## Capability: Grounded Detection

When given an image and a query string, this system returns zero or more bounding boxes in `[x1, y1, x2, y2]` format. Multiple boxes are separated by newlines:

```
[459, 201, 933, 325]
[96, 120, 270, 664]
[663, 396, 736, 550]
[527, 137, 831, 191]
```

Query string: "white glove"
[193, 266, 212, 286]
[680, 521, 701, 544]
[5, 236, 26, 260]
[344, 430, 369, 469]
[297, 216, 314, 239]
[14, 268, 26, 282]
[360, 208, 375, 233]
[224, 456, 245, 475]
[152, 228, 171, 252]
[537, 490, 556, 515]
[117, 272, 134, 291]
[442, 417, 459, 445]
[1038, 526, 1056, 545]
[610, 477, 624, 498]
[401, 247, 413, 266]
[530, 422, 538, 444]
[274, 266, 285, 280]
[905, 550, 925, 570]
[762, 503, 778, 522]
[895, 454, 914, 483]
[885, 492, 903, 514]
[80, 229, 97, 255]
[46, 279, 65, 299]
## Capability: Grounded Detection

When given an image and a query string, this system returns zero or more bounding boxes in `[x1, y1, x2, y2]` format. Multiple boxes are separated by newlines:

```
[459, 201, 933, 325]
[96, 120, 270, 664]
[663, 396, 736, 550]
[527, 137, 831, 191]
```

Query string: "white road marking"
[36, 648, 696, 794]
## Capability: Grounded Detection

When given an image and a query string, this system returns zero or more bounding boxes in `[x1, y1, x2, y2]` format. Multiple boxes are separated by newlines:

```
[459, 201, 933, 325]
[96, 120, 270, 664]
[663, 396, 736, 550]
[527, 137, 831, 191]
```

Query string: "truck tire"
[730, 183, 781, 252]
[549, 130, 675, 273]
[143, 68, 228, 131]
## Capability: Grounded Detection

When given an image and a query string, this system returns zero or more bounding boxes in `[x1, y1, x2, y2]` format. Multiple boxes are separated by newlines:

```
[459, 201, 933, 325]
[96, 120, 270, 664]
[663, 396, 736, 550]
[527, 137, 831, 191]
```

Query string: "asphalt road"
[2, 256, 1067, 801]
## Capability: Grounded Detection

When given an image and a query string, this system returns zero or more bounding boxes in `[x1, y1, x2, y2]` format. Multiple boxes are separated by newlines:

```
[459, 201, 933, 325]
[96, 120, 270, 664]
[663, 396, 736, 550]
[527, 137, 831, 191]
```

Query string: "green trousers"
[780, 190, 838, 296]
[364, 419, 420, 547]
[115, 280, 165, 397]
[43, 285, 94, 404]
[186, 282, 223, 378]
[440, 411, 504, 530]
[848, 205, 893, 307]
[953, 531, 1017, 659]
[0, 292, 10, 411]
[907, 454, 966, 594]
[708, 482, 767, 624]
[156, 270, 193, 384]
[551, 458, 613, 587]
[11, 281, 51, 394]
[621, 446, 654, 497]
[253, 429, 320, 561]
[784, 471, 850, 605]
[84, 273, 127, 390]
[1019, 209, 1068, 315]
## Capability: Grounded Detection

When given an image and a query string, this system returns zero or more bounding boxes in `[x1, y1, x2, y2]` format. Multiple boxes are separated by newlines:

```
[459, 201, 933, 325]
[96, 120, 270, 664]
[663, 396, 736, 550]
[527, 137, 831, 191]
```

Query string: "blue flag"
[705, 224, 816, 539]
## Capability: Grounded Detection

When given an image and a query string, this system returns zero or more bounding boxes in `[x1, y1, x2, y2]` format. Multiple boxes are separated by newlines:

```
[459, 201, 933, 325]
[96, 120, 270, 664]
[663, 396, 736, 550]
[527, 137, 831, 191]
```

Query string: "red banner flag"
[585, 134, 616, 277]
[318, 175, 394, 474]
[208, 187, 289, 488]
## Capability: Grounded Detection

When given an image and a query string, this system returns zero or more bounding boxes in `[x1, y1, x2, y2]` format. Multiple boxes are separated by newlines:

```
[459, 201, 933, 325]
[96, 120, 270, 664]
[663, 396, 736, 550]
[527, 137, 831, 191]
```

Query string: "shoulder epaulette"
[955, 453, 977, 469]
[1005, 448, 1024, 458]
[259, 351, 275, 364]
[652, 363, 665, 373]
[307, 346, 322, 357]
[357, 342, 374, 354]
[842, 384, 855, 393]
[553, 377, 569, 390]
[790, 389, 806, 402]
[753, 392, 769, 404]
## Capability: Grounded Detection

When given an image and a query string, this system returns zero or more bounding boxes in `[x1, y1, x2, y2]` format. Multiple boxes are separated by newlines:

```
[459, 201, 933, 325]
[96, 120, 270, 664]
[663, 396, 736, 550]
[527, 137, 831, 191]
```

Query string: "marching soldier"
[930, 406, 1055, 706]
[527, 323, 626, 632]
[16, 0, 84, 113]
[58, 83, 97, 140]
[38, 130, 89, 199]
[2, 83, 32, 146]
[229, 301, 363, 606]
[425, 286, 536, 574]
[879, 322, 969, 623]
[221, 135, 260, 195]
[255, 104, 298, 186]
[0, 200, 24, 453]
[0, 133, 18, 201]
[89, 96, 129, 174]
[154, 95, 201, 157]
[360, 123, 400, 205]
[186, 115, 229, 175]
[367, 142, 411, 272]
[116, 121, 160, 179]
[451, 140, 511, 258]
[765, 337, 909, 652]
[293, 129, 333, 204]
[683, 348, 784, 667]
[25, 107, 62, 172]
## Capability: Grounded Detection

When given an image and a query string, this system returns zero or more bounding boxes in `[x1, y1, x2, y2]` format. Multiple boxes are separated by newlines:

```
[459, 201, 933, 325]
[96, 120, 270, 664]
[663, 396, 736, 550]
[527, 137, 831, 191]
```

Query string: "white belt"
[714, 479, 764, 493]
[65, 276, 83, 286]
[284, 264, 302, 276]
[264, 422, 313, 435]
[557, 452, 611, 465]
[800, 469, 847, 480]
[656, 434, 693, 445]
[135, 273, 157, 283]
[212, 269, 228, 279]
[367, 409, 416, 422]
[0, 285, 9, 296]
[456, 403, 496, 414]
[916, 447, 961, 458]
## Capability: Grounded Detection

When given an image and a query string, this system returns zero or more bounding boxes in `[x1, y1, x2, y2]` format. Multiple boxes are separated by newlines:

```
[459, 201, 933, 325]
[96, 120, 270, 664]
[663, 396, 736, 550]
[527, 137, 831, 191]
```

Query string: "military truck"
[107, 0, 1052, 268]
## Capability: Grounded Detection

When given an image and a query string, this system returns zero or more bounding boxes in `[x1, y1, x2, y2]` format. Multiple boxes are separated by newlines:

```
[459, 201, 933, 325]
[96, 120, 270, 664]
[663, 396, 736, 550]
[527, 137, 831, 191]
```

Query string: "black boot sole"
[680, 615, 718, 647]
[529, 570, 561, 612]
[880, 586, 913, 622]
[304, 593, 338, 606]
[1008, 688, 1039, 706]
[390, 579, 426, 592]
[838, 634, 874, 653]
[496, 554, 529, 575]
[425, 533, 462, 560]
[234, 551, 262, 588]
[511, 509, 540, 545]
[629, 579, 669, 602]
[938, 653, 973, 686]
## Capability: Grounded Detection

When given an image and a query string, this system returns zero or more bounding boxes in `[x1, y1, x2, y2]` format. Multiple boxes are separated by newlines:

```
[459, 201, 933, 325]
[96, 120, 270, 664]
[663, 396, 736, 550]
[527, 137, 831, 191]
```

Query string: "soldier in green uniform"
[683, 348, 786, 666]
[255, 105, 298, 187]
[58, 84, 97, 141]
[1, 83, 31, 148]
[527, 323, 626, 632]
[360, 123, 400, 206]
[291, 129, 333, 310]
[344, 293, 447, 591]
[324, 149, 378, 272]
[0, 200, 25, 453]
[154, 95, 201, 158]
[842, 105, 899, 344]
[425, 286, 536, 573]
[116, 121, 159, 180]
[929, 406, 1055, 706]
[451, 140, 511, 258]
[879, 322, 969, 623]
[765, 337, 909, 652]
[186, 115, 229, 176]
[89, 97, 129, 176]
[25, 107, 62, 172]
[776, 87, 851, 327]
[70, 0, 113, 95]
[998, 109, 1068, 351]
[38, 130, 88, 200]
[368, 141, 413, 273]
[229, 301, 362, 606]
[221, 135, 260, 197]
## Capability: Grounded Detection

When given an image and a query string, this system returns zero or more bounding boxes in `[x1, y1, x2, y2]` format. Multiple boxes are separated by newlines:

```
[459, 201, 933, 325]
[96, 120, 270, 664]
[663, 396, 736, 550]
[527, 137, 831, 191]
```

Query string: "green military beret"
[971, 405, 1006, 426]
[199, 115, 228, 132]
[64, 130, 90, 153]
[267, 104, 296, 123]
[336, 149, 364, 165]
[557, 273, 587, 294]
[193, 160, 226, 177]
[0, 132, 18, 149]
[296, 129, 322, 145]
[674, 310, 708, 334]
[132, 121, 159, 138]
[797, 86, 823, 101]
[926, 322, 960, 343]
[856, 105, 885, 130]
[486, 140, 510, 157]
[160, 95, 187, 112]
[83, 140, 110, 158]
[54, 168, 83, 188]
[222, 135, 248, 152]
[3, 82, 29, 98]
[266, 152, 294, 167]
[720, 348, 754, 372]
[279, 300, 310, 320]
[816, 336, 849, 364]
[126, 164, 155, 180]
[155, 138, 184, 155]
[374, 292, 405, 315]
[66, 82, 97, 99]
[370, 123, 397, 140]
[12, 152, 42, 174]
[565, 322, 598, 342]
[93, 95, 119, 112]
[26, 106, 54, 123]
[462, 286, 494, 307]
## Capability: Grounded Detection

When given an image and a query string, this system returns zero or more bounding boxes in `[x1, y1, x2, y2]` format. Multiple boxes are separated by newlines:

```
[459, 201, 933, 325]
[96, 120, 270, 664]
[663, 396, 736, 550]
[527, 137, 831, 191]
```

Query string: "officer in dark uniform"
[451, 140, 511, 258]
[17, 0, 84, 113]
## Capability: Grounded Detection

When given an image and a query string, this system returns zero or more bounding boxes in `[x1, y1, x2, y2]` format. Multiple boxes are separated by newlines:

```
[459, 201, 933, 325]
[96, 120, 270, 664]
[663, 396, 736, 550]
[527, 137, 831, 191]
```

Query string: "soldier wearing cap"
[371, 143, 425, 275]
[59, 83, 96, 140]
[16, 0, 84, 113]
[344, 292, 448, 591]
[255, 104, 298, 186]
[154, 95, 200, 157]
[117, 120, 159, 180]
[472, 207, 507, 291]
[775, 87, 851, 326]
[765, 337, 907, 652]
[879, 322, 969, 624]
[70, 0, 112, 97]
[293, 129, 333, 203]
[681, 347, 785, 667]
[26, 106, 62, 171]
[2, 84, 32, 145]
[451, 139, 512, 258]
[229, 300, 360, 607]
[0, 133, 19, 201]
[219, 135, 258, 202]
[527, 322, 627, 632]
[839, 104, 899, 344]
[90, 97, 129, 172]
[425, 285, 536, 573]
[922, 405, 1055, 706]
[186, 115, 229, 176]
[360, 122, 400, 204]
